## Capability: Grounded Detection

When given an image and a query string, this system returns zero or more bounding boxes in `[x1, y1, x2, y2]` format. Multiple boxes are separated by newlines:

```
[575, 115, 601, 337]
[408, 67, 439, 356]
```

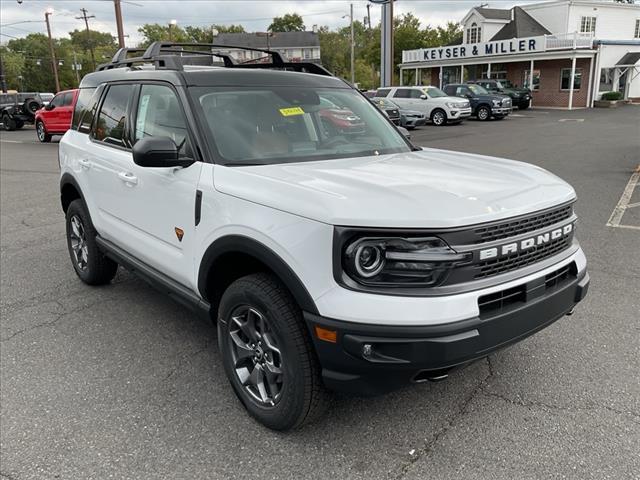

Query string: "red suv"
[35, 89, 78, 142]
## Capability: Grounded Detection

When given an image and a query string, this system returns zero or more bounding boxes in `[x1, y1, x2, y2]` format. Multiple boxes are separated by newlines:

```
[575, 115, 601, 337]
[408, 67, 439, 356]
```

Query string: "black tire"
[477, 105, 491, 121]
[36, 121, 52, 143]
[519, 102, 530, 110]
[2, 113, 16, 131]
[65, 199, 118, 285]
[430, 108, 447, 126]
[24, 98, 41, 114]
[15, 120, 24, 129]
[218, 272, 330, 431]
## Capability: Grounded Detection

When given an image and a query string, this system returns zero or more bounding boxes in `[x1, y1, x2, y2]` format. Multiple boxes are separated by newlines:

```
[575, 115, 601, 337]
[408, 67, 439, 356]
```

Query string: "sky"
[0, 0, 535, 46]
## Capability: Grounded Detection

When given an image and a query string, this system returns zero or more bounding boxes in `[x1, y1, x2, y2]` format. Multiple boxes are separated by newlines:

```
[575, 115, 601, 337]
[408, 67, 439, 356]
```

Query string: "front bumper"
[491, 106, 512, 116]
[305, 269, 589, 396]
[402, 117, 426, 128]
[448, 107, 472, 120]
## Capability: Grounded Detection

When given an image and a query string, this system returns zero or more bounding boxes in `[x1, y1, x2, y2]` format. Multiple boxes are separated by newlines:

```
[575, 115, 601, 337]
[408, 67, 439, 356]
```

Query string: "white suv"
[375, 86, 472, 126]
[59, 43, 589, 431]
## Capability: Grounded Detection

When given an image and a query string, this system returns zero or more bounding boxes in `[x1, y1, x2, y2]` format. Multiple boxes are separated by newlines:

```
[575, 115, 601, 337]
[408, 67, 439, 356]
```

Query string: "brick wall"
[505, 58, 592, 108]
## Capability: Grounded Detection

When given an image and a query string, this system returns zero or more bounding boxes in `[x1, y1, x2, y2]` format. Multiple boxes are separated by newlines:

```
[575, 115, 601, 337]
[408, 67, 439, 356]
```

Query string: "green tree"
[137, 23, 191, 48]
[268, 13, 305, 32]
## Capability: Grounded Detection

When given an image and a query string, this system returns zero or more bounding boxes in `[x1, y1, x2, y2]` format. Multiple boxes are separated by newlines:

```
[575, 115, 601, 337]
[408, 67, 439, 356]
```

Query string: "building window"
[303, 48, 312, 59]
[635, 19, 640, 38]
[580, 16, 596, 33]
[524, 69, 541, 90]
[466, 23, 481, 44]
[560, 68, 583, 90]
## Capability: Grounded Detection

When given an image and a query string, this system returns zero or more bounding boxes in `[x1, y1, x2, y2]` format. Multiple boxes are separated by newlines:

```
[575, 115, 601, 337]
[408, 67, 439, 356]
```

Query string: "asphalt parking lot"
[1, 106, 639, 480]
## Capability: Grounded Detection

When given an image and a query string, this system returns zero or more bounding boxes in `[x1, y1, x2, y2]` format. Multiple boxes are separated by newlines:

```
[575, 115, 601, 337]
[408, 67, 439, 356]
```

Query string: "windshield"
[372, 98, 399, 109]
[424, 87, 447, 98]
[190, 86, 411, 166]
[500, 80, 514, 88]
[468, 84, 489, 95]
[40, 93, 54, 101]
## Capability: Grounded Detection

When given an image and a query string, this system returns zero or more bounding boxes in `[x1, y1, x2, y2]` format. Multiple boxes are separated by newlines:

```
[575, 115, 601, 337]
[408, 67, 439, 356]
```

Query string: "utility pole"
[366, 3, 372, 29]
[72, 50, 81, 85]
[0, 55, 7, 93]
[76, 8, 96, 70]
[113, 0, 125, 48]
[45, 8, 61, 92]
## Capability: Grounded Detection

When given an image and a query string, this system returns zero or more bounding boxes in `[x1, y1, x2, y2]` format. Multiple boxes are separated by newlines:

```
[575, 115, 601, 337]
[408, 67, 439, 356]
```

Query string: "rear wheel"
[519, 101, 530, 110]
[65, 199, 118, 285]
[2, 113, 16, 131]
[477, 105, 491, 121]
[15, 120, 24, 129]
[36, 121, 52, 142]
[218, 273, 330, 431]
[431, 109, 447, 126]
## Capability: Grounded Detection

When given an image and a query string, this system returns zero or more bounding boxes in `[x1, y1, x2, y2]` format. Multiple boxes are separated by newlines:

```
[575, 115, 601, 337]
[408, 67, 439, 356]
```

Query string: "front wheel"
[519, 102, 530, 110]
[36, 121, 52, 142]
[218, 273, 330, 431]
[430, 109, 447, 126]
[477, 105, 491, 121]
[65, 199, 118, 285]
[2, 114, 16, 131]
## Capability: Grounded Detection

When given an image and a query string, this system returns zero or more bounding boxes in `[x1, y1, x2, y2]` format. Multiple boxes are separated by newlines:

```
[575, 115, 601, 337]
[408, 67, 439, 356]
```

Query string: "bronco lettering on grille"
[479, 223, 574, 261]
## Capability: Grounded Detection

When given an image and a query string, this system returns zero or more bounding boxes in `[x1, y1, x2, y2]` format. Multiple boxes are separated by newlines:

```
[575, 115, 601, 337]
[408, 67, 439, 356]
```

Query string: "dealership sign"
[402, 36, 546, 64]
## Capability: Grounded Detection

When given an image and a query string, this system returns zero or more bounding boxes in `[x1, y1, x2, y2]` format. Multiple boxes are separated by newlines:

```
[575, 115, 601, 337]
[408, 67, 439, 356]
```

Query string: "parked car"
[444, 83, 511, 121]
[0, 92, 43, 131]
[399, 108, 426, 129]
[59, 42, 589, 431]
[375, 86, 471, 126]
[362, 90, 377, 98]
[34, 89, 79, 142]
[370, 97, 401, 125]
[470, 79, 531, 110]
[318, 97, 365, 135]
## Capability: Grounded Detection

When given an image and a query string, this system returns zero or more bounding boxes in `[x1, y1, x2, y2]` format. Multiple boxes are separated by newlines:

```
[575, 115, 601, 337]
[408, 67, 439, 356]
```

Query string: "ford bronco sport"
[59, 43, 589, 431]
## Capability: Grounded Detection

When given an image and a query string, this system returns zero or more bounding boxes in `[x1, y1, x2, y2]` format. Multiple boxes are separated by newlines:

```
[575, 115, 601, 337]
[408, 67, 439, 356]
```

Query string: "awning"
[615, 52, 640, 67]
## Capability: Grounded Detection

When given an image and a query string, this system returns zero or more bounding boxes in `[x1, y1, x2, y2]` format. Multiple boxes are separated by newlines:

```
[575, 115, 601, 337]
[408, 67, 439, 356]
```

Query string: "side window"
[93, 84, 135, 148]
[74, 87, 101, 133]
[456, 87, 469, 96]
[62, 92, 74, 106]
[134, 84, 193, 159]
[376, 88, 391, 98]
[50, 94, 64, 108]
[393, 89, 411, 98]
[409, 89, 423, 99]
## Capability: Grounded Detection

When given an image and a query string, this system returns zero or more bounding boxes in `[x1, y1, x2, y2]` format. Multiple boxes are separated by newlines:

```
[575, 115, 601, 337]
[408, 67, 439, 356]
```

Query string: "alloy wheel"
[478, 107, 490, 120]
[37, 123, 46, 141]
[69, 215, 89, 271]
[227, 306, 284, 407]
[433, 111, 445, 125]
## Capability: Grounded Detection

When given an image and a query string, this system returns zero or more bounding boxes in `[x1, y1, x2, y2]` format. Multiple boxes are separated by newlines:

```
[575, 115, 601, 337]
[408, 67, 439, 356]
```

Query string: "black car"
[469, 79, 531, 110]
[371, 97, 401, 125]
[0, 92, 43, 131]
[444, 83, 511, 121]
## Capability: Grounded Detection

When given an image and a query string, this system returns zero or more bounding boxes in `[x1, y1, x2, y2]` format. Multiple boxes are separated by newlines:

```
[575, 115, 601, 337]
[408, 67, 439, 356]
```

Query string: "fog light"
[362, 344, 373, 357]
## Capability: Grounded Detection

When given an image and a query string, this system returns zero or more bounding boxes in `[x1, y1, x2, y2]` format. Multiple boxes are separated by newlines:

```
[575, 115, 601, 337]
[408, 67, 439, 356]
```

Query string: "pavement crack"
[395, 357, 494, 479]
[482, 391, 640, 425]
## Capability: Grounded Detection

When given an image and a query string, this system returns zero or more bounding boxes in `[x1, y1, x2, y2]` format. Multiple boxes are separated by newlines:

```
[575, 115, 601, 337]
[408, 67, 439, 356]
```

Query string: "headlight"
[492, 99, 501, 106]
[445, 102, 458, 109]
[342, 236, 471, 288]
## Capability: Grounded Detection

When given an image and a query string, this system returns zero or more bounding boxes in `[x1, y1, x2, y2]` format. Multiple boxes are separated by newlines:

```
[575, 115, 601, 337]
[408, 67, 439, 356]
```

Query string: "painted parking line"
[606, 164, 640, 230]
[558, 118, 585, 122]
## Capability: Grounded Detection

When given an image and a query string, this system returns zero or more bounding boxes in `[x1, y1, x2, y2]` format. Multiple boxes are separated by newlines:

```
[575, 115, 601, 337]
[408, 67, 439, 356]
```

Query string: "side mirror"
[133, 136, 193, 168]
[420, 94, 427, 99]
[45, 103, 55, 111]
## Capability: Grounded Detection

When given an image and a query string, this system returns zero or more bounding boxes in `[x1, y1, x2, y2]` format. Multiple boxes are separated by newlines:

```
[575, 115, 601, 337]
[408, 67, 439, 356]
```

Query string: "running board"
[95, 236, 211, 319]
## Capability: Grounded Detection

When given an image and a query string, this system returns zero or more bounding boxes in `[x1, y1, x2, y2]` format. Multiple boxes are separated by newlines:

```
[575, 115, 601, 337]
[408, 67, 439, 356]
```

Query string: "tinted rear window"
[93, 84, 135, 148]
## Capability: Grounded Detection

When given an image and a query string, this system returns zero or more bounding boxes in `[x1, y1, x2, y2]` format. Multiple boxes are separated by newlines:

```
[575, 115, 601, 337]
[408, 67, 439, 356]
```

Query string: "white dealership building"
[399, 0, 640, 108]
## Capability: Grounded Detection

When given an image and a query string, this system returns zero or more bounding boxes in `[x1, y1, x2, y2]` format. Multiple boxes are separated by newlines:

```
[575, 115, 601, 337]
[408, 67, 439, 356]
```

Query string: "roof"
[214, 31, 320, 49]
[490, 7, 551, 41]
[616, 52, 640, 66]
[475, 8, 512, 20]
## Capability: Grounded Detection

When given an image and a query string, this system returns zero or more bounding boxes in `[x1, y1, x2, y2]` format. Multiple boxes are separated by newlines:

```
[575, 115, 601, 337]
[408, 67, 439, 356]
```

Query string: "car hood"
[430, 96, 469, 105]
[213, 148, 576, 228]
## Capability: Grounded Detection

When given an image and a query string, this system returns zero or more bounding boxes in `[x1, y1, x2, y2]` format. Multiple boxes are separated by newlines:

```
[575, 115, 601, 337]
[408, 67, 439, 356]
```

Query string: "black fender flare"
[198, 235, 319, 315]
[59, 173, 85, 212]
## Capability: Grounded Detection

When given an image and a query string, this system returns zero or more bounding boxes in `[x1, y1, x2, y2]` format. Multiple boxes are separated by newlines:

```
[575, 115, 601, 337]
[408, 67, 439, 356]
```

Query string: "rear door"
[45, 93, 65, 130]
[58, 91, 76, 131]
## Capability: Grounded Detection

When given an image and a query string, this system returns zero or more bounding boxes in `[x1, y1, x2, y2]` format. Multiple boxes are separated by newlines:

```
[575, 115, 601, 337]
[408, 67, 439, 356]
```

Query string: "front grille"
[478, 262, 577, 317]
[473, 204, 573, 243]
[475, 235, 572, 279]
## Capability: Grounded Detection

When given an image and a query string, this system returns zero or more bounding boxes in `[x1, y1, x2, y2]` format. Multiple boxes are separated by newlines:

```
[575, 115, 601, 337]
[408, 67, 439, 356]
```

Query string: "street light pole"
[169, 19, 177, 41]
[45, 8, 61, 92]
[350, 3, 355, 85]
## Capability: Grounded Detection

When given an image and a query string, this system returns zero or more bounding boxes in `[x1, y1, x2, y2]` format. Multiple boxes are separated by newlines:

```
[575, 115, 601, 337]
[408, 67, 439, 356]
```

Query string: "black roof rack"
[95, 41, 333, 77]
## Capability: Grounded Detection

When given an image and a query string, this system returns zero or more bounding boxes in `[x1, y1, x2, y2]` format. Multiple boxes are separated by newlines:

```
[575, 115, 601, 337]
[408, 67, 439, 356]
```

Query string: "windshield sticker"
[279, 107, 305, 117]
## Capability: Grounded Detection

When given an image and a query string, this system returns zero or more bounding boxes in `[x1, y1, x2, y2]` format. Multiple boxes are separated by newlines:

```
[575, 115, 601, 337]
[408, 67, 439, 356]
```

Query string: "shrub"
[601, 91, 623, 101]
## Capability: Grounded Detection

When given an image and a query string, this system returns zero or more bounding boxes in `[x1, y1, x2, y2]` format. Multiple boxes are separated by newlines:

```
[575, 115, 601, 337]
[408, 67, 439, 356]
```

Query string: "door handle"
[118, 171, 138, 185]
[78, 158, 91, 169]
